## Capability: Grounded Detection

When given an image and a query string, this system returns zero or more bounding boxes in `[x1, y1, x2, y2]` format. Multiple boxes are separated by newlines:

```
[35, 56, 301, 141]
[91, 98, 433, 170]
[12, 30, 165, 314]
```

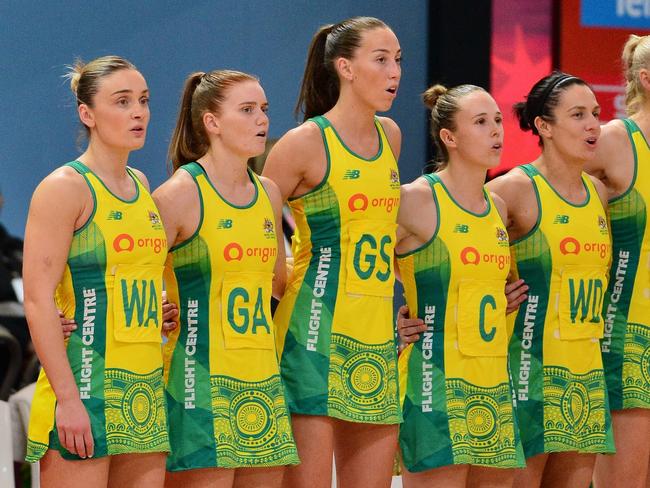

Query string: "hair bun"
[422, 84, 447, 110]
[513, 101, 532, 132]
[65, 59, 86, 97]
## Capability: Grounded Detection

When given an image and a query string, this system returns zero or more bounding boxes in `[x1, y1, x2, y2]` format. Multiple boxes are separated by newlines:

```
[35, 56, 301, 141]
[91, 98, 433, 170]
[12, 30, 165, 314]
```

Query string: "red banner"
[490, 0, 553, 176]
[560, 0, 650, 122]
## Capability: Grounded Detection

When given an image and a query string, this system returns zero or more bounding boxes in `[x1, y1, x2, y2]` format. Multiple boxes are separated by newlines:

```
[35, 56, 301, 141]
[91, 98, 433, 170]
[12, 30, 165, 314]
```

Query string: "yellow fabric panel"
[189, 171, 279, 383]
[534, 173, 611, 374]
[434, 185, 511, 386]
[627, 130, 650, 325]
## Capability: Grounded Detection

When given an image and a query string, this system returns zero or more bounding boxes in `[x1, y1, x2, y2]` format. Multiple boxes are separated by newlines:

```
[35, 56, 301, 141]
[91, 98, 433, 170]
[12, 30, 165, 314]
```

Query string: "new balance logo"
[554, 215, 569, 224]
[217, 219, 233, 229]
[343, 169, 361, 180]
[107, 211, 123, 220]
[454, 224, 469, 233]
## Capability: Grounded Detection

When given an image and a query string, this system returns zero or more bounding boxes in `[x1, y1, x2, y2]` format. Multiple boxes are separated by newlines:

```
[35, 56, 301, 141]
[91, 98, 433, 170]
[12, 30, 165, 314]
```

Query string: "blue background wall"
[0, 1, 428, 237]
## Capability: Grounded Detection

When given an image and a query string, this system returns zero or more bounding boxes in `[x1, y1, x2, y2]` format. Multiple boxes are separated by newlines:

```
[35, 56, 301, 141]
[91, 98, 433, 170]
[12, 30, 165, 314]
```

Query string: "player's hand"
[161, 291, 179, 336]
[505, 279, 528, 314]
[58, 309, 77, 339]
[396, 305, 426, 351]
[55, 397, 94, 458]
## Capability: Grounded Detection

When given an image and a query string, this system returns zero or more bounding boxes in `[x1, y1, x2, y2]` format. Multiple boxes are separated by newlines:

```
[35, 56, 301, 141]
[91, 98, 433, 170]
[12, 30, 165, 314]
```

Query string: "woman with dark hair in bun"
[487, 72, 614, 487]
[262, 16, 403, 488]
[395, 84, 526, 487]
[585, 34, 650, 488]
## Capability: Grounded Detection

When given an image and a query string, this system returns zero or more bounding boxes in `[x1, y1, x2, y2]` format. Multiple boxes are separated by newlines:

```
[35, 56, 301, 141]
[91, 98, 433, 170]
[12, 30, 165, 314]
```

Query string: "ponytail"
[295, 24, 335, 121]
[169, 73, 205, 171]
[168, 70, 257, 172]
[622, 34, 650, 116]
[295, 17, 389, 121]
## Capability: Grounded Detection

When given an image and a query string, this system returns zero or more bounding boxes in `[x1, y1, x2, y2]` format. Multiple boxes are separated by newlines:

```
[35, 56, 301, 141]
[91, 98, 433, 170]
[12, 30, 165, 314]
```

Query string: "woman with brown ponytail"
[153, 70, 298, 487]
[586, 35, 650, 488]
[395, 84, 526, 487]
[262, 16, 403, 488]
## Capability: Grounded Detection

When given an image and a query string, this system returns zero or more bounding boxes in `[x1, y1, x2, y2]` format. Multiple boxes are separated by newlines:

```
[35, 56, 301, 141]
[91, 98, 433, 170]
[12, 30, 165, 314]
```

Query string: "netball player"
[262, 16, 403, 488]
[488, 73, 613, 488]
[155, 70, 298, 488]
[587, 34, 650, 488]
[24, 56, 169, 487]
[396, 84, 525, 488]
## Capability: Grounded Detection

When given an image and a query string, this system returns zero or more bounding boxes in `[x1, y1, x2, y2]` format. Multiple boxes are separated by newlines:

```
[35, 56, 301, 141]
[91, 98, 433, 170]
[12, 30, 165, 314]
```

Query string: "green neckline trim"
[69, 160, 140, 204]
[523, 163, 591, 208]
[431, 172, 491, 217]
[315, 115, 384, 162]
[196, 162, 259, 209]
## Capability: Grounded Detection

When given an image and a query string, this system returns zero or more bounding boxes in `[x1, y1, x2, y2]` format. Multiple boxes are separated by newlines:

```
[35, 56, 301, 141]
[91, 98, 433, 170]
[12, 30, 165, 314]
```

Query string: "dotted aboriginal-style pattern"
[446, 378, 521, 467]
[327, 333, 401, 423]
[104, 368, 169, 454]
[543, 366, 611, 452]
[210, 375, 297, 467]
[622, 322, 650, 408]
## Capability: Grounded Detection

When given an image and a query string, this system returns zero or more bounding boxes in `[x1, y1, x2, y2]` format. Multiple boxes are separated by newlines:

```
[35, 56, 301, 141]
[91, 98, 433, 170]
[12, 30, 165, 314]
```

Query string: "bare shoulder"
[400, 175, 431, 205]
[264, 121, 324, 176]
[487, 167, 538, 235]
[599, 119, 630, 157]
[28, 165, 91, 231]
[487, 167, 534, 204]
[490, 191, 508, 224]
[264, 121, 327, 199]
[258, 175, 283, 204]
[153, 168, 196, 205]
[271, 121, 323, 160]
[151, 168, 200, 245]
[35, 165, 89, 202]
[377, 116, 402, 159]
[584, 119, 633, 193]
[398, 176, 435, 224]
[128, 167, 151, 191]
[601, 118, 628, 141]
[593, 119, 630, 168]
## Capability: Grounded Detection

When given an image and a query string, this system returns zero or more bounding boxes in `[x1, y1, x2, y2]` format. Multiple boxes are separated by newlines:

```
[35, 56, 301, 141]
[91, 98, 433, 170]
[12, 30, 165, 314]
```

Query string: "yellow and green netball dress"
[163, 163, 298, 471]
[508, 164, 614, 457]
[397, 173, 524, 471]
[274, 116, 401, 423]
[26, 160, 169, 461]
[601, 119, 650, 411]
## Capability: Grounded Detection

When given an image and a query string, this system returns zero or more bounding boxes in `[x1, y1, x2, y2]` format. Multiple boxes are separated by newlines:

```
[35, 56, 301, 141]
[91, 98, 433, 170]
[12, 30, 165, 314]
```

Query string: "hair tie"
[529, 74, 578, 124]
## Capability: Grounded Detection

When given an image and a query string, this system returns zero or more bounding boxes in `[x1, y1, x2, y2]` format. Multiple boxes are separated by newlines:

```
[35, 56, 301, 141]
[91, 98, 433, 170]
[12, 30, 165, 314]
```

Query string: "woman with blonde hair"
[587, 34, 650, 488]
[24, 55, 169, 487]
